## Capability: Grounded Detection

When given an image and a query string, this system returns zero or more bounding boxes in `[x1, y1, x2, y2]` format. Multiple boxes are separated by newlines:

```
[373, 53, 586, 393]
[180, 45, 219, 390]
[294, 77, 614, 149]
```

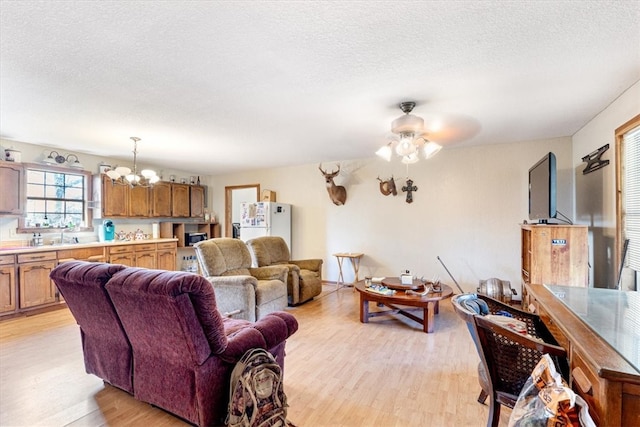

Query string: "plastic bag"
[508, 354, 596, 427]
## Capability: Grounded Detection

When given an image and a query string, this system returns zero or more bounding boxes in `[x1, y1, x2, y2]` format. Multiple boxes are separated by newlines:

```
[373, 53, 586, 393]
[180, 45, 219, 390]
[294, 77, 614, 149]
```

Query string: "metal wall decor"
[581, 143, 609, 175]
[402, 179, 418, 203]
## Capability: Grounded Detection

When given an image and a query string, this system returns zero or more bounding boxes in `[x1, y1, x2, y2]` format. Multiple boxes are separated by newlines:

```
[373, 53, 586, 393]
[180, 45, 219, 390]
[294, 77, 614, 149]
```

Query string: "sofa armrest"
[290, 259, 323, 273]
[218, 312, 299, 363]
[204, 276, 258, 321]
[249, 265, 288, 283]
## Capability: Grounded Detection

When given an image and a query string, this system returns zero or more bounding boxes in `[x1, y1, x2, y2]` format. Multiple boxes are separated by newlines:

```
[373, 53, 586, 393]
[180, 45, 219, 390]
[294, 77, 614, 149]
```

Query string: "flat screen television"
[528, 152, 557, 222]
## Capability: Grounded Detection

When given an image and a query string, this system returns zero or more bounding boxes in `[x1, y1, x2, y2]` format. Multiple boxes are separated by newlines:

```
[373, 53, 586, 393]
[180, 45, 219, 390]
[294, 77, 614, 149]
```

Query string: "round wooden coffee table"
[354, 279, 453, 333]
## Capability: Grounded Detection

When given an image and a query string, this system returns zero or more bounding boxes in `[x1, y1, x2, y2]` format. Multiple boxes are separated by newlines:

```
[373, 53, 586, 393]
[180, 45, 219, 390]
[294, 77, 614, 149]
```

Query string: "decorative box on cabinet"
[0, 254, 17, 315]
[0, 162, 25, 215]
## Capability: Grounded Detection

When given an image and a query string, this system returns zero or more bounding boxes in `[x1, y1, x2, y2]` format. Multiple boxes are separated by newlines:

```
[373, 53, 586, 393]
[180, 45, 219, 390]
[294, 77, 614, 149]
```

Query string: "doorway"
[224, 184, 260, 237]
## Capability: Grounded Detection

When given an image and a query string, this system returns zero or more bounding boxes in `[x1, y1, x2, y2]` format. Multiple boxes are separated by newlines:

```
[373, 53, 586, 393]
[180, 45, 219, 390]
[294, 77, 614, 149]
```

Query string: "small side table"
[333, 252, 364, 289]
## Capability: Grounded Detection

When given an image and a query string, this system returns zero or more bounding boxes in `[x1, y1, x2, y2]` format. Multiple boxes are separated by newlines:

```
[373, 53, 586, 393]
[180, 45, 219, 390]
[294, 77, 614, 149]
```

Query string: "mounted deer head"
[377, 176, 397, 196]
[319, 163, 347, 206]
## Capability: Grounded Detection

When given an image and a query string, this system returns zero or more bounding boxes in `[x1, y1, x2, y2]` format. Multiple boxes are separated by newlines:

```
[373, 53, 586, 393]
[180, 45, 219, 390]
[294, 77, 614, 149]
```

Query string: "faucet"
[58, 227, 79, 245]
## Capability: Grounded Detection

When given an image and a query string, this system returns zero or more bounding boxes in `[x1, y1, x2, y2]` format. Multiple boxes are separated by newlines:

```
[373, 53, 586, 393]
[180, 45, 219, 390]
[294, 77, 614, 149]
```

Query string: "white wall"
[210, 137, 573, 295]
[572, 80, 640, 287]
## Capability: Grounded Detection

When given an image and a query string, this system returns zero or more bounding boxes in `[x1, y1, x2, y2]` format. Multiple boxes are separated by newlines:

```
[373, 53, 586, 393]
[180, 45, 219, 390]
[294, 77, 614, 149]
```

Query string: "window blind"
[623, 126, 640, 271]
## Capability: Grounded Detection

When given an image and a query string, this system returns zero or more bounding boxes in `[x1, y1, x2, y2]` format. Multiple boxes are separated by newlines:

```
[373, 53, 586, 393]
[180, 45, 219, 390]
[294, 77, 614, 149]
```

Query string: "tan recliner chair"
[194, 238, 288, 321]
[246, 236, 323, 305]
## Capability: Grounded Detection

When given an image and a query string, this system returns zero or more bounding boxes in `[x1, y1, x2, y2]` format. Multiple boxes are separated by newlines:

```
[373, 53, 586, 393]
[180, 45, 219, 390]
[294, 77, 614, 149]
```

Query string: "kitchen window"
[18, 164, 93, 232]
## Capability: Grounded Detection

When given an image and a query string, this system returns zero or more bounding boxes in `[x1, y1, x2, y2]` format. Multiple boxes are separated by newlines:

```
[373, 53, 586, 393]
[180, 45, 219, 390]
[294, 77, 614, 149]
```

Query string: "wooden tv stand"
[525, 284, 640, 426]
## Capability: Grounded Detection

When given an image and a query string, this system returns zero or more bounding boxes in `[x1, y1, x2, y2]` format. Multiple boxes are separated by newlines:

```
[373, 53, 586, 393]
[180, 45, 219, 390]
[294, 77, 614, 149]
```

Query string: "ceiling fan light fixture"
[401, 153, 420, 164]
[376, 101, 442, 164]
[423, 141, 442, 159]
[376, 143, 393, 162]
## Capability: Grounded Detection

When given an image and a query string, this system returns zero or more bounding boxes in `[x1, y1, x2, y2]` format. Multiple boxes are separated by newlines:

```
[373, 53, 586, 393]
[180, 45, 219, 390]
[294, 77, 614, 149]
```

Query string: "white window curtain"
[623, 126, 640, 271]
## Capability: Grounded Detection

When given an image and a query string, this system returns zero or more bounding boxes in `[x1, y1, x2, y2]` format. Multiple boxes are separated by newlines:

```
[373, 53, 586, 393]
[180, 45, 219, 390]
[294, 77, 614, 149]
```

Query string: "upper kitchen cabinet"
[151, 181, 172, 217]
[95, 175, 204, 218]
[129, 184, 151, 217]
[98, 174, 129, 217]
[190, 185, 205, 218]
[171, 183, 191, 217]
[0, 163, 25, 215]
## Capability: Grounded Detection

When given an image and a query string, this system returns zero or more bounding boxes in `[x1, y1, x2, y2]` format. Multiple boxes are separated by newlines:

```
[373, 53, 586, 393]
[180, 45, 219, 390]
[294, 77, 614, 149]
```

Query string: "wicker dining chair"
[473, 314, 567, 427]
[451, 293, 569, 427]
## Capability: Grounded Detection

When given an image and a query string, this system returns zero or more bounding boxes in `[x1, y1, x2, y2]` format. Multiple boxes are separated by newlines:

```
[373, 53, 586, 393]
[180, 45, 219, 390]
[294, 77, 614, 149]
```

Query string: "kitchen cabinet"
[100, 174, 129, 217]
[152, 181, 172, 217]
[0, 254, 16, 315]
[129, 185, 151, 217]
[160, 221, 220, 247]
[57, 246, 106, 263]
[157, 242, 177, 270]
[108, 245, 135, 267]
[190, 185, 205, 218]
[17, 252, 58, 309]
[134, 243, 157, 269]
[0, 162, 25, 215]
[0, 239, 177, 320]
[172, 183, 191, 217]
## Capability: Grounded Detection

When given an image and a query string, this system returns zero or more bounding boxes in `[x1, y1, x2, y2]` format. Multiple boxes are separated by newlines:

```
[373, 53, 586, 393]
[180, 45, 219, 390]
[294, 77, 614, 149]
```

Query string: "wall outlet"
[9, 228, 16, 238]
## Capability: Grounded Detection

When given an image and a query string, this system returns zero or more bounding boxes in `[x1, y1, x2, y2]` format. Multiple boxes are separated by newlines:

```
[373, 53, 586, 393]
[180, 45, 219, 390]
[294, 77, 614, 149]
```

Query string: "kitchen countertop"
[0, 238, 179, 255]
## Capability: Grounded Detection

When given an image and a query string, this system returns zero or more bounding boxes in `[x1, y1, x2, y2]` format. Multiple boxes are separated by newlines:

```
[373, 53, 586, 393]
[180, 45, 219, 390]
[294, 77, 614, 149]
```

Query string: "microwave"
[185, 232, 208, 246]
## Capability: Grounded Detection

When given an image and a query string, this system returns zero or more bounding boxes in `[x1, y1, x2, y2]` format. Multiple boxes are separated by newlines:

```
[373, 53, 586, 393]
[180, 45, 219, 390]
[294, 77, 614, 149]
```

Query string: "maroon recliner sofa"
[50, 261, 133, 393]
[50, 261, 298, 427]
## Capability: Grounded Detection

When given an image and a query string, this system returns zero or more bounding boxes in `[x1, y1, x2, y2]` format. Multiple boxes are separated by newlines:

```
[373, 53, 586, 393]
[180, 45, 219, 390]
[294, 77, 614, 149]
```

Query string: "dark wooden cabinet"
[0, 163, 25, 215]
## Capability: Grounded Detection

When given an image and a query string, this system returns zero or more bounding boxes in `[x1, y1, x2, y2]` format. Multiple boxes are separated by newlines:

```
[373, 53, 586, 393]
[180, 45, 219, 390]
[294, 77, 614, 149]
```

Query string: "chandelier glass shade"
[376, 101, 442, 164]
[106, 137, 159, 186]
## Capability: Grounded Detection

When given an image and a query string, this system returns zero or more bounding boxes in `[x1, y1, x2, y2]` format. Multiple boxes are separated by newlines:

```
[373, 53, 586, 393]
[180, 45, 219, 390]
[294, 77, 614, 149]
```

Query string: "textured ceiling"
[1, 1, 639, 175]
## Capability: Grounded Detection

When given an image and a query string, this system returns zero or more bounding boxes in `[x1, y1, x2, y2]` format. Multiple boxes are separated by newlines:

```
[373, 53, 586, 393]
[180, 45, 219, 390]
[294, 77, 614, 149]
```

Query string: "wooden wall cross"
[402, 179, 417, 203]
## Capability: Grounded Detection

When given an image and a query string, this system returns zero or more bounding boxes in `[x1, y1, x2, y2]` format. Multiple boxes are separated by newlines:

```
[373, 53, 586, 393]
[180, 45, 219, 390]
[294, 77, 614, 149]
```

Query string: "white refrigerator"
[239, 202, 292, 250]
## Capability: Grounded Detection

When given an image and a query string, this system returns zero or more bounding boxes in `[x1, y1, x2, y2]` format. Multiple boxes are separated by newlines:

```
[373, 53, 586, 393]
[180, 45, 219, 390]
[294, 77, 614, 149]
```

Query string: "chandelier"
[376, 101, 442, 164]
[106, 137, 159, 186]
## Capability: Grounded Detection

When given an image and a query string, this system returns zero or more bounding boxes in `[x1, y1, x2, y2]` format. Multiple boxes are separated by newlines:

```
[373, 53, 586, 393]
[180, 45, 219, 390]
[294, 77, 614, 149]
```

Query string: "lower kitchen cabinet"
[157, 242, 177, 270]
[17, 252, 58, 309]
[0, 239, 178, 319]
[0, 254, 17, 315]
[134, 243, 157, 269]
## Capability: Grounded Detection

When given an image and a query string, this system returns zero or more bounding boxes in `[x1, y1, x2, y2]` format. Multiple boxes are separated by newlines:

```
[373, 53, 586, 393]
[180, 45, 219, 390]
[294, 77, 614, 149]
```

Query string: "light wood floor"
[0, 285, 512, 426]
